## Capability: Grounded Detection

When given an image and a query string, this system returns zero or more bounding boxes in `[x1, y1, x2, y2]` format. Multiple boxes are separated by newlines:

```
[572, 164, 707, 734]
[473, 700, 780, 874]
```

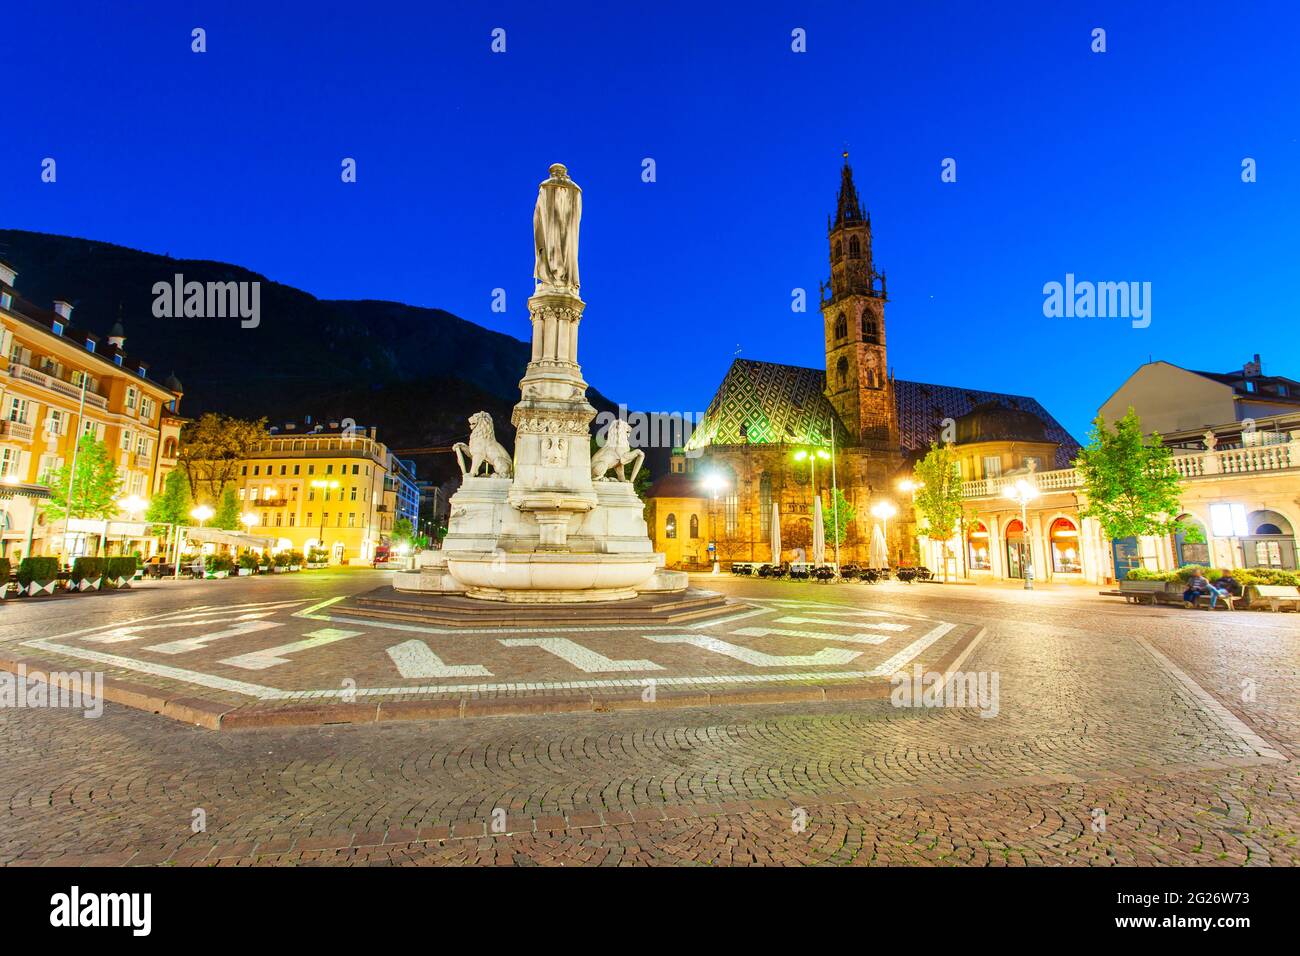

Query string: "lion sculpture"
[453, 411, 514, 478]
[591, 419, 644, 483]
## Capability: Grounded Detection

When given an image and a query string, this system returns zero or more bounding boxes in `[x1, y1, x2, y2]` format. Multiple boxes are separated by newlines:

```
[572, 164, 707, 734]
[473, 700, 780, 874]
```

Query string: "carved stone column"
[508, 291, 597, 548]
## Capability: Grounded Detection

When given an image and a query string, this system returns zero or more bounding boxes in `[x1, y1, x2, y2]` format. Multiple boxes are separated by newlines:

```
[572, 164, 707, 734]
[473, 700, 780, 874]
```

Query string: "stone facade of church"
[646, 157, 1079, 570]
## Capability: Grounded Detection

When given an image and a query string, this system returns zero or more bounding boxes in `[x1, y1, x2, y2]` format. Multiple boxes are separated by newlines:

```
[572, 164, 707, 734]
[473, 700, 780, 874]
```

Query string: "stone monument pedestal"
[393, 162, 688, 605]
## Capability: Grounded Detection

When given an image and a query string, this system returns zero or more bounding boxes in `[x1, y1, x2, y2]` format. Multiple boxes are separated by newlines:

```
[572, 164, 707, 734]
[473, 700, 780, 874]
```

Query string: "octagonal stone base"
[445, 551, 662, 603]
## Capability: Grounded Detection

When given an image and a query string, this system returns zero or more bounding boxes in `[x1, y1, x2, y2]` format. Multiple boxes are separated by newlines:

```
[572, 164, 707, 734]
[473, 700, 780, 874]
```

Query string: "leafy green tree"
[146, 469, 193, 526]
[392, 517, 414, 544]
[45, 436, 122, 522]
[822, 487, 855, 547]
[1076, 408, 1184, 541]
[912, 442, 964, 581]
[180, 413, 268, 502]
[213, 484, 241, 530]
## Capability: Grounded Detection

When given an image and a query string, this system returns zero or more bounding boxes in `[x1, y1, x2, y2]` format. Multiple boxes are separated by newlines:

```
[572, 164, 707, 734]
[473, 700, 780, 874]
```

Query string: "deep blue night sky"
[4, 1, 1296, 439]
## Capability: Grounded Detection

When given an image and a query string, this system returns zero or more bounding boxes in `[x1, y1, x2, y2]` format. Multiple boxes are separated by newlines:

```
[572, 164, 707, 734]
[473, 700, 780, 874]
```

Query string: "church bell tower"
[820, 152, 896, 445]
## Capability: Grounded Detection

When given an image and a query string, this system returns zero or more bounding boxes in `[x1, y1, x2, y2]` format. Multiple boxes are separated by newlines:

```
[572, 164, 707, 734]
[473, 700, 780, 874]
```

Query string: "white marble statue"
[453, 411, 514, 478]
[533, 163, 581, 294]
[591, 419, 644, 483]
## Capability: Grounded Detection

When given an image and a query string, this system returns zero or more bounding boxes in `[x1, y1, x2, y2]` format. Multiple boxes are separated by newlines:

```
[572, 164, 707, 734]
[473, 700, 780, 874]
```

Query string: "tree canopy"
[1076, 408, 1184, 541]
[44, 436, 122, 522]
[146, 469, 193, 526]
[213, 485, 242, 531]
[912, 442, 965, 580]
[180, 413, 268, 502]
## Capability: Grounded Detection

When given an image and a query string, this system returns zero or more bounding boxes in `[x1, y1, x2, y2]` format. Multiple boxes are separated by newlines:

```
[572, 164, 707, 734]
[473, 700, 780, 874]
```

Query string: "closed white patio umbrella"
[812, 495, 825, 566]
[770, 503, 782, 565]
[870, 523, 889, 569]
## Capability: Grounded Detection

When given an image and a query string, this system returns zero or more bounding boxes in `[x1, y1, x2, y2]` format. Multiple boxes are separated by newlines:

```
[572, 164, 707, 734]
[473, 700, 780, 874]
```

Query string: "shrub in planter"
[273, 552, 292, 569]
[105, 556, 139, 589]
[1125, 568, 1177, 582]
[237, 553, 259, 575]
[0, 558, 10, 599]
[286, 550, 305, 570]
[1246, 567, 1299, 587]
[18, 556, 60, 596]
[71, 556, 107, 591]
[205, 553, 235, 577]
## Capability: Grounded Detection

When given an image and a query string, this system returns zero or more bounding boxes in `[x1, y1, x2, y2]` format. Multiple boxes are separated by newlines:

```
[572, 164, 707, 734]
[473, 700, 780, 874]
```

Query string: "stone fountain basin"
[445, 551, 663, 603]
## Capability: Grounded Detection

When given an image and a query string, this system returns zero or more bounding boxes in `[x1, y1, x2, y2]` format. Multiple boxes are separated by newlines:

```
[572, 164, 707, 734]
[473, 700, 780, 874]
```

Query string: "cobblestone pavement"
[1, 572, 1297, 866]
[1, 571, 976, 720]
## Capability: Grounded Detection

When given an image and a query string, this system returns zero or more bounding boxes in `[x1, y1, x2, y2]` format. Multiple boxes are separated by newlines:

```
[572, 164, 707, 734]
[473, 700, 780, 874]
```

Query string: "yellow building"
[0, 260, 182, 559]
[232, 421, 415, 564]
[644, 473, 710, 569]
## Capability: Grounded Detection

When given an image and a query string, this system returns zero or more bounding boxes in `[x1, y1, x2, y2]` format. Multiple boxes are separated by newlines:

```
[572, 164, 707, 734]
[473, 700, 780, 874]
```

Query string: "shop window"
[966, 521, 991, 570]
[1049, 517, 1081, 573]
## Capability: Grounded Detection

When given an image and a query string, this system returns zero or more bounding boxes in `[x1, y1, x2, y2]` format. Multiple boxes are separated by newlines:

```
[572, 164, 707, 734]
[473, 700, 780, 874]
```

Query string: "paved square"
[1, 569, 1296, 866]
[7, 582, 978, 722]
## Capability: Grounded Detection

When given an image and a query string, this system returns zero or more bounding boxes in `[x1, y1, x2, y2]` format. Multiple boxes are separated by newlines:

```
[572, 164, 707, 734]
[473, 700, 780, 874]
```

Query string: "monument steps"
[336, 586, 736, 627]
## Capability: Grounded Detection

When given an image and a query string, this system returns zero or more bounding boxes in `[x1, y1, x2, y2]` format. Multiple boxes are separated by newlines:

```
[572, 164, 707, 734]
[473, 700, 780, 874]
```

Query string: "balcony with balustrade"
[961, 440, 1300, 500]
[0, 420, 35, 442]
[5, 362, 110, 410]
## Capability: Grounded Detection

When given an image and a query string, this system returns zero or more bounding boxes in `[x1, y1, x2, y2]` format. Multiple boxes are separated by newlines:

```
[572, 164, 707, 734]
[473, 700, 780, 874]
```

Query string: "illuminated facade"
[0, 260, 182, 559]
[649, 158, 1078, 569]
[232, 422, 412, 563]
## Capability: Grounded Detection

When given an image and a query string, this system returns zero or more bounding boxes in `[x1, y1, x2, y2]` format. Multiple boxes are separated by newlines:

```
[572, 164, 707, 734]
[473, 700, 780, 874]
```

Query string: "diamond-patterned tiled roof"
[684, 360, 845, 450]
[686, 359, 1080, 469]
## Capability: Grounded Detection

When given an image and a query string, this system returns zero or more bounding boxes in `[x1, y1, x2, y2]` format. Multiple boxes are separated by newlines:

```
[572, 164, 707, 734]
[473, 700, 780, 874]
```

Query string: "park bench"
[1116, 580, 1178, 605]
[1190, 589, 1238, 611]
[1249, 584, 1300, 612]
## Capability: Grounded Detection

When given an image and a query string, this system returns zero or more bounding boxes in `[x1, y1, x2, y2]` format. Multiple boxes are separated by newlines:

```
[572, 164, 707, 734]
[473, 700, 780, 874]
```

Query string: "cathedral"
[646, 155, 1078, 569]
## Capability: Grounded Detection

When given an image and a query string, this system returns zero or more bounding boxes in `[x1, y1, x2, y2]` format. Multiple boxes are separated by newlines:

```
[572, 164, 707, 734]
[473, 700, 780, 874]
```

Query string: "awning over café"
[183, 527, 279, 549]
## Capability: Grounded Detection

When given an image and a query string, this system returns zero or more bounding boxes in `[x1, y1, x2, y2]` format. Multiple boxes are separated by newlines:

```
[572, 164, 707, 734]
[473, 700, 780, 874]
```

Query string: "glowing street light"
[117, 495, 148, 517]
[793, 447, 830, 496]
[701, 472, 727, 574]
[240, 513, 257, 530]
[1003, 477, 1040, 590]
[190, 505, 214, 527]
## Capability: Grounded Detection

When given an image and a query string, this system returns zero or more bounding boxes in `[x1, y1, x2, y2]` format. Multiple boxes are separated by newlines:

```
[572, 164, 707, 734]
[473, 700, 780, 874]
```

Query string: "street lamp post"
[112, 494, 148, 559]
[1003, 478, 1040, 590]
[703, 472, 725, 574]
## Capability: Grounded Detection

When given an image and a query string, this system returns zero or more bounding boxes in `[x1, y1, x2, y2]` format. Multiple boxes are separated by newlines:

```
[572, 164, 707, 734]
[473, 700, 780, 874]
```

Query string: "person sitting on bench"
[1213, 572, 1241, 597]
[1183, 571, 1226, 608]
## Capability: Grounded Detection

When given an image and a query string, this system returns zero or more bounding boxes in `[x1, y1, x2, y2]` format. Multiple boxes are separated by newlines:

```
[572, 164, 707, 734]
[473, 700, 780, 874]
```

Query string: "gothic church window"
[834, 313, 847, 339]
[849, 236, 861, 258]
[862, 313, 879, 343]
[836, 356, 848, 389]
[833, 240, 842, 260]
